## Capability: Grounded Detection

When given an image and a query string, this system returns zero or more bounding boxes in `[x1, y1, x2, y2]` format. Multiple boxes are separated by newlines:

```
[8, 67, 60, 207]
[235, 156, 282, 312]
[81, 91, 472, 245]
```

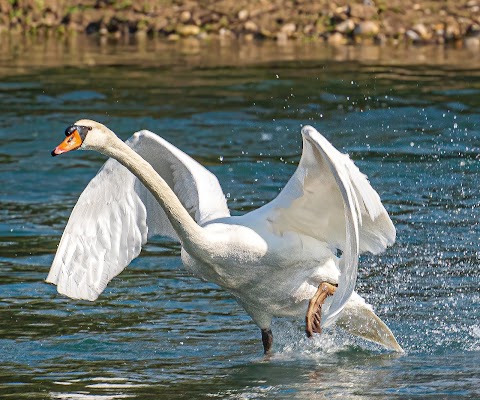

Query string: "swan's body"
[48, 120, 403, 353]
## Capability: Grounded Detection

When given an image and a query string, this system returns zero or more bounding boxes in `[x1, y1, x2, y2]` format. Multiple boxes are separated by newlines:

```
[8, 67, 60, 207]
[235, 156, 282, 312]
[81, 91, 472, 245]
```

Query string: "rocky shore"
[1, 0, 480, 47]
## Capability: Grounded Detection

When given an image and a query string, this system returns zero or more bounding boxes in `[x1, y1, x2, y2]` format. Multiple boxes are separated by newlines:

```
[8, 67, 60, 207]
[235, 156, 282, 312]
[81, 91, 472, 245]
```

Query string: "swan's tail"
[336, 292, 404, 353]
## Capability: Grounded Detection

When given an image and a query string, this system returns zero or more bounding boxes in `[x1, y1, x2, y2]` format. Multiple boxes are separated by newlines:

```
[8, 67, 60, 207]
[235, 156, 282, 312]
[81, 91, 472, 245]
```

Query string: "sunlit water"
[0, 37, 479, 399]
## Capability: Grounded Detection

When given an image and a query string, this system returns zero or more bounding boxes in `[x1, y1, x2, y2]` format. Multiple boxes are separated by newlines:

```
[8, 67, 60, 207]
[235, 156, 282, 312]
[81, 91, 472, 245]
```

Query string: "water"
[0, 37, 479, 399]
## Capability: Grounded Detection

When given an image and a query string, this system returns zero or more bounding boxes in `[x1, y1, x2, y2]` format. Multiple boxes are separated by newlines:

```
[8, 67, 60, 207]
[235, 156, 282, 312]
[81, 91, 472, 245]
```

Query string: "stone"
[176, 24, 200, 36]
[180, 10, 191, 23]
[238, 9, 249, 21]
[303, 24, 315, 35]
[354, 21, 379, 37]
[219, 27, 235, 38]
[2, 0, 479, 46]
[280, 22, 296, 36]
[412, 23, 430, 40]
[276, 31, 288, 42]
[336, 19, 355, 33]
[349, 4, 377, 20]
[406, 29, 421, 42]
[465, 36, 480, 49]
[434, 23, 445, 37]
[467, 23, 480, 36]
[152, 17, 168, 32]
[244, 20, 258, 33]
[328, 32, 347, 45]
[445, 19, 461, 40]
[42, 10, 56, 27]
[334, 5, 349, 21]
[376, 32, 387, 44]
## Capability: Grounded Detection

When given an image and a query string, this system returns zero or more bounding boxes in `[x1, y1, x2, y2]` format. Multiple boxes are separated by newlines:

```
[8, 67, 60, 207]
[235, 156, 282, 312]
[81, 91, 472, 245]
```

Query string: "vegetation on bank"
[1, 0, 480, 47]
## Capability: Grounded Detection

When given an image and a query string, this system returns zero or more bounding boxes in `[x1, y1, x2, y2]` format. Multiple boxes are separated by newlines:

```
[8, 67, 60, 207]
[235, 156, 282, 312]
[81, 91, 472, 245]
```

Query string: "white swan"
[48, 119, 403, 353]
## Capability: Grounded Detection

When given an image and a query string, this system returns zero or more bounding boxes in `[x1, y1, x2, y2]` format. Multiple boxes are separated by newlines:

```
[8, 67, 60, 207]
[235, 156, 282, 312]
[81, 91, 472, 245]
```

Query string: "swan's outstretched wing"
[46, 130, 230, 301]
[263, 125, 395, 327]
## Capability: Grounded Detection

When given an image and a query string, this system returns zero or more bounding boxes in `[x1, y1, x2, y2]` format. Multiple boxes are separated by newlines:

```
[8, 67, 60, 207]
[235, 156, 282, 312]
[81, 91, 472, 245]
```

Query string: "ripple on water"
[0, 47, 479, 398]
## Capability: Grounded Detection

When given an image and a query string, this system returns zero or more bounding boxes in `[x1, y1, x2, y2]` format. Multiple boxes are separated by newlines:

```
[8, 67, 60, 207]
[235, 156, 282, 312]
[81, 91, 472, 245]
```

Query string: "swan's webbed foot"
[261, 328, 273, 354]
[305, 282, 337, 338]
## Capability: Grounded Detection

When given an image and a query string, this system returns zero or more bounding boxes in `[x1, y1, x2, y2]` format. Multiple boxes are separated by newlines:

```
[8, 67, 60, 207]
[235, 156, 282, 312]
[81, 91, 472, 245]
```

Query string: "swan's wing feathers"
[299, 126, 360, 326]
[263, 125, 395, 326]
[46, 159, 147, 300]
[344, 159, 396, 254]
[47, 130, 230, 301]
[269, 126, 395, 254]
[128, 130, 230, 226]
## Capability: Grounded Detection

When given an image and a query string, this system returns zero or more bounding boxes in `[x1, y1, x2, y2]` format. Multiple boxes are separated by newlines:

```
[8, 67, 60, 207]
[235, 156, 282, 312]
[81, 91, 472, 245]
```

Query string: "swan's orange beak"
[51, 129, 82, 156]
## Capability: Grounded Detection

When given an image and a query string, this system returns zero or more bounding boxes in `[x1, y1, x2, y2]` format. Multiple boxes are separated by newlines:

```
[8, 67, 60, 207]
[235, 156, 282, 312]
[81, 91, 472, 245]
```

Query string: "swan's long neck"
[100, 134, 207, 254]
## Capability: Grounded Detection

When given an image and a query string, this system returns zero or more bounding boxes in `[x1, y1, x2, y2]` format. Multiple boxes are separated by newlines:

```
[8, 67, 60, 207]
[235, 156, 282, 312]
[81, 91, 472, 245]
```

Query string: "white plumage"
[47, 120, 402, 353]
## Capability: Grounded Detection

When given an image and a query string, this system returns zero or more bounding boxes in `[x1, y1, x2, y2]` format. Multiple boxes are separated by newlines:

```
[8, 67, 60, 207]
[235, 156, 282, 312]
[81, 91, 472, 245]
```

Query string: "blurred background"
[0, 1, 479, 399]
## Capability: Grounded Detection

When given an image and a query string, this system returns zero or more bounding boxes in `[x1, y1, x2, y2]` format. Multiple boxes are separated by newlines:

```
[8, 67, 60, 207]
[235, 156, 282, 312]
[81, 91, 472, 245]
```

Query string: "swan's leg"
[305, 282, 337, 337]
[238, 301, 273, 354]
[261, 328, 273, 354]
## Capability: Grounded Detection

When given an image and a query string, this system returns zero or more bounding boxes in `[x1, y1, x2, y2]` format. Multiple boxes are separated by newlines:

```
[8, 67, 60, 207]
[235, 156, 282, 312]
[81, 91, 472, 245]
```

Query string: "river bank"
[1, 1, 480, 48]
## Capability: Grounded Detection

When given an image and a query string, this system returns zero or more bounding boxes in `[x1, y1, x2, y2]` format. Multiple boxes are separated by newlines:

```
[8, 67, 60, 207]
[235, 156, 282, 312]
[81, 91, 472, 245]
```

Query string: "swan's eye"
[65, 125, 91, 140]
[65, 126, 77, 136]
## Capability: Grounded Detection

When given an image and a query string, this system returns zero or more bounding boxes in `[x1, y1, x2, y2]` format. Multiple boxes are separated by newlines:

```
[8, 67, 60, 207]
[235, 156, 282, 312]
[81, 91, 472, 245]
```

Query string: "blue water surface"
[0, 38, 479, 399]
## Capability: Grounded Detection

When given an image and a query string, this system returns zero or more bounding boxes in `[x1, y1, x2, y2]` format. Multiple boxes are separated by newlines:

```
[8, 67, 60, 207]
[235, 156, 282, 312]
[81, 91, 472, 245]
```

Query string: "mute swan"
[48, 120, 403, 353]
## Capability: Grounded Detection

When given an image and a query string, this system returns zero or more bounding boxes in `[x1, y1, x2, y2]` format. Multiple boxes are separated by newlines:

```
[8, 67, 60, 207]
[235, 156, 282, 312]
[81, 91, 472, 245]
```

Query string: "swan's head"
[51, 119, 115, 156]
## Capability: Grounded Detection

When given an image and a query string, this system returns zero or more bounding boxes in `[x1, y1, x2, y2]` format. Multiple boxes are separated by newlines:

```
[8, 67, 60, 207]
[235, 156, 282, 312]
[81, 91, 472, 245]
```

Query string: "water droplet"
[261, 133, 272, 141]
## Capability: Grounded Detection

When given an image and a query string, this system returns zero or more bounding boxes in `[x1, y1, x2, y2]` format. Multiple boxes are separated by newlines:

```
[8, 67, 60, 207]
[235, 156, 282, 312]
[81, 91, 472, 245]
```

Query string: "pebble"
[412, 23, 430, 40]
[238, 9, 249, 21]
[244, 20, 258, 33]
[336, 19, 355, 34]
[219, 28, 235, 39]
[180, 10, 191, 23]
[465, 36, 480, 49]
[303, 24, 315, 35]
[281, 22, 296, 36]
[406, 29, 421, 42]
[354, 21, 379, 37]
[328, 32, 347, 46]
[350, 3, 377, 20]
[445, 20, 461, 40]
[1, 0, 476, 47]
[276, 32, 288, 42]
[177, 24, 200, 36]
